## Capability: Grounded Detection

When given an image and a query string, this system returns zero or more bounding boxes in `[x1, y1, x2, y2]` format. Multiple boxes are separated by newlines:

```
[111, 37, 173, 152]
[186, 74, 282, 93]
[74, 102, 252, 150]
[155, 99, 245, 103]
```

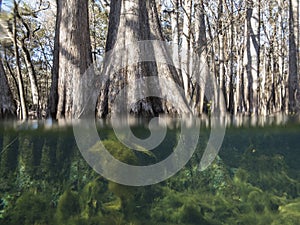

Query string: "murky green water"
[0, 120, 299, 225]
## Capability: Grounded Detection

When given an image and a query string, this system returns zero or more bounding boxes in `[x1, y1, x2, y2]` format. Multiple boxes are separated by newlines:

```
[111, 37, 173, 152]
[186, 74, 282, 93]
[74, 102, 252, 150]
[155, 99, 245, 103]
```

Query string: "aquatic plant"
[150, 188, 211, 224]
[3, 191, 54, 225]
[55, 189, 81, 223]
[240, 150, 300, 197]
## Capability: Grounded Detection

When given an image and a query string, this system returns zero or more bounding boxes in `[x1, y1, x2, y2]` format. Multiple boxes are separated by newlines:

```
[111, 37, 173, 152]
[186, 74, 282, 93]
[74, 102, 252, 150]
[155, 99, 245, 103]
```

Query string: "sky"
[0, 0, 13, 12]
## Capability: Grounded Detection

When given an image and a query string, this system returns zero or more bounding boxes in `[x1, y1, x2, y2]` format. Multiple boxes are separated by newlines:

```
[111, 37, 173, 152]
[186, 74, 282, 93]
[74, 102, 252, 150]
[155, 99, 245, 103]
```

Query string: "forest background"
[0, 0, 299, 122]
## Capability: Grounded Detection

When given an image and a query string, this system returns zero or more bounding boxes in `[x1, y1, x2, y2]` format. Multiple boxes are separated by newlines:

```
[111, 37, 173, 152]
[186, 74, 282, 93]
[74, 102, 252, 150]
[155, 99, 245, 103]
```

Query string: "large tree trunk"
[288, 0, 299, 113]
[98, 0, 187, 118]
[51, 0, 92, 120]
[0, 58, 16, 119]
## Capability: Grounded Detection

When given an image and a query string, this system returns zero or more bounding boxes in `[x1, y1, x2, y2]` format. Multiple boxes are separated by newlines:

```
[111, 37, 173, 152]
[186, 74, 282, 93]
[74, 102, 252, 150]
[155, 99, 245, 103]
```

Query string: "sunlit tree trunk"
[278, 0, 288, 114]
[217, 0, 226, 115]
[21, 42, 39, 115]
[228, 0, 235, 115]
[171, 0, 180, 70]
[98, 0, 187, 118]
[193, 0, 207, 115]
[14, 6, 40, 115]
[244, 0, 260, 115]
[181, 0, 192, 98]
[50, 0, 92, 120]
[288, 0, 299, 113]
[13, 2, 27, 120]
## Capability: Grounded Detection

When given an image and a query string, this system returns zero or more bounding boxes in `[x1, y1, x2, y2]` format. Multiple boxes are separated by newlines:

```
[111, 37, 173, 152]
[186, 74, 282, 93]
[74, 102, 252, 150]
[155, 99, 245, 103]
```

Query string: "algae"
[0, 125, 299, 225]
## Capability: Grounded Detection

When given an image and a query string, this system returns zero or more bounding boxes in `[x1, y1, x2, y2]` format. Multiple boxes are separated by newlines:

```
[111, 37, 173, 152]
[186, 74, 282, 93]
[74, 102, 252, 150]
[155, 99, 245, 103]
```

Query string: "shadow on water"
[0, 115, 299, 225]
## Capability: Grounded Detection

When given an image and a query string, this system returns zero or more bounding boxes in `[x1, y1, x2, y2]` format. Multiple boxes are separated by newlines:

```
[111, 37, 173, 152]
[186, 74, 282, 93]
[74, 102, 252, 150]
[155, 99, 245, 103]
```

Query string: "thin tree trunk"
[288, 0, 299, 113]
[21, 43, 39, 115]
[218, 0, 226, 115]
[15, 7, 40, 116]
[245, 0, 260, 115]
[228, 0, 235, 114]
[181, 0, 192, 98]
[171, 0, 180, 71]
[13, 2, 27, 120]
[193, 0, 207, 115]
[0, 58, 16, 119]
[48, 0, 60, 119]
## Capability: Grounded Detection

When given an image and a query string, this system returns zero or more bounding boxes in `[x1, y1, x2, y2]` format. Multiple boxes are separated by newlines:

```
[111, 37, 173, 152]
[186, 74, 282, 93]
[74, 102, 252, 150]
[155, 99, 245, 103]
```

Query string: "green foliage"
[275, 199, 300, 225]
[55, 189, 81, 223]
[240, 150, 300, 197]
[3, 191, 54, 225]
[103, 139, 138, 164]
[80, 179, 107, 218]
[151, 189, 210, 224]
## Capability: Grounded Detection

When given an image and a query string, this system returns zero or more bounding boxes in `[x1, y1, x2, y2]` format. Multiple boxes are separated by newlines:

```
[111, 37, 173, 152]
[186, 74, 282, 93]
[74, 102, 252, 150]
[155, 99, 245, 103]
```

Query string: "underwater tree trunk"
[0, 133, 19, 180]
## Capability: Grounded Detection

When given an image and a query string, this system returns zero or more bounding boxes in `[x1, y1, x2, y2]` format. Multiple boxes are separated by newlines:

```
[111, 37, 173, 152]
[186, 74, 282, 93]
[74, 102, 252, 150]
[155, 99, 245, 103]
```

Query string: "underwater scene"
[0, 119, 300, 225]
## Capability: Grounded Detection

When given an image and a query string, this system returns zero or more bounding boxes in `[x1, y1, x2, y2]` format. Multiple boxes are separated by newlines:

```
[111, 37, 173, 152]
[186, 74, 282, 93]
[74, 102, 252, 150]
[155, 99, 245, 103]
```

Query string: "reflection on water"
[0, 116, 299, 225]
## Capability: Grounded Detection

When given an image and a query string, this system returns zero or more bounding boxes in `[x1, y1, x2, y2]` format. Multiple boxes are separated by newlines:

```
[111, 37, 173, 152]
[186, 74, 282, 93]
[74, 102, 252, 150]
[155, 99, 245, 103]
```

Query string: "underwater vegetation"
[0, 125, 299, 224]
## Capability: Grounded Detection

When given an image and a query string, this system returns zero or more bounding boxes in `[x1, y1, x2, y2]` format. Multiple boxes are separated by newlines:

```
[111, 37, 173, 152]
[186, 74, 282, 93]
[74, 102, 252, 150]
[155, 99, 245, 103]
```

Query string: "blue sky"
[1, 0, 13, 12]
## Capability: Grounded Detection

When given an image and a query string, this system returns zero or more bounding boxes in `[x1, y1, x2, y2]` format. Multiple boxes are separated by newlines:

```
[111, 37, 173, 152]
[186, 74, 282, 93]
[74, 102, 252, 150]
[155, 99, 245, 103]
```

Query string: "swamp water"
[0, 119, 299, 225]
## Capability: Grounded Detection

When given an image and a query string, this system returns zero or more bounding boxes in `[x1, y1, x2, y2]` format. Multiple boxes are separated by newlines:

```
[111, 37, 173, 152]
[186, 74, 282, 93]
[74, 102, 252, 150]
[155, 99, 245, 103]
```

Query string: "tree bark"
[181, 0, 192, 98]
[15, 8, 40, 115]
[48, 0, 60, 119]
[13, 2, 27, 120]
[288, 0, 299, 113]
[217, 0, 226, 115]
[21, 42, 39, 115]
[0, 58, 16, 119]
[245, 0, 260, 115]
[171, 0, 180, 71]
[52, 0, 92, 120]
[193, 0, 207, 115]
[98, 0, 187, 118]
